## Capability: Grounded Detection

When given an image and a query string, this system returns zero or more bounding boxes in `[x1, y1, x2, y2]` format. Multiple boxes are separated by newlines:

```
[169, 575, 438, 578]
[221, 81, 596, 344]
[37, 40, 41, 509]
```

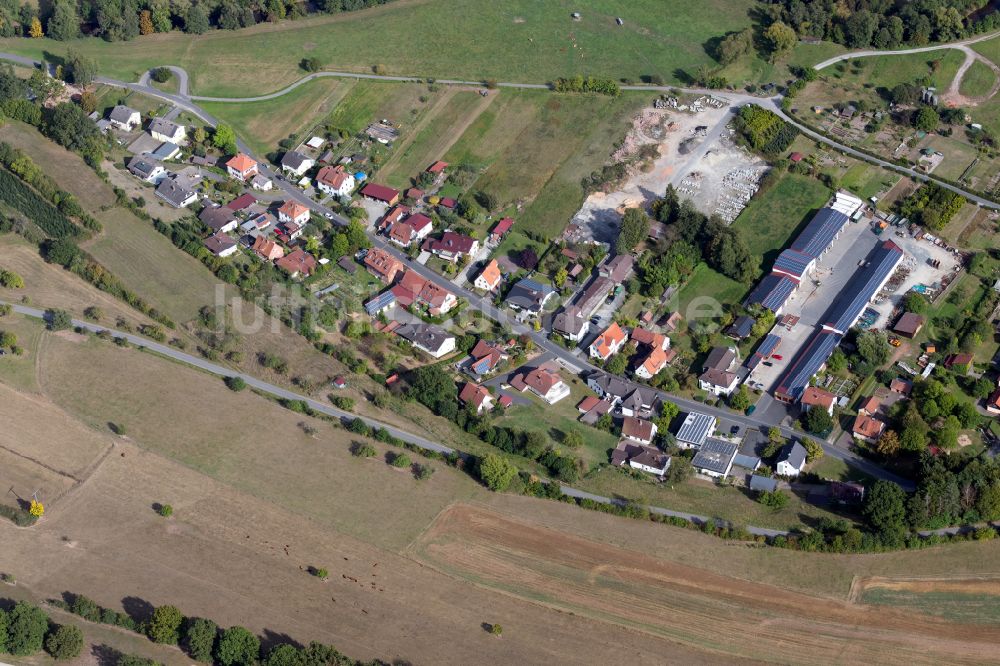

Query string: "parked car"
[772, 354, 783, 360]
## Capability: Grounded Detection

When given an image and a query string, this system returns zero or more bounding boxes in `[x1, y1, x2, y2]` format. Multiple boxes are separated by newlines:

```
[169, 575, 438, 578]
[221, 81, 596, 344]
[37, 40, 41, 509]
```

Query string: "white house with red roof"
[278, 200, 310, 227]
[388, 213, 433, 248]
[589, 322, 627, 361]
[424, 231, 479, 263]
[474, 259, 502, 292]
[226, 153, 258, 182]
[315, 165, 355, 197]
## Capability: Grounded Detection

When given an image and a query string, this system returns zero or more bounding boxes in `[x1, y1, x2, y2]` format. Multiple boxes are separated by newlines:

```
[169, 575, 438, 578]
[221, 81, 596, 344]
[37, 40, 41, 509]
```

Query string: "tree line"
[758, 0, 1000, 51]
[0, 599, 85, 661]
[2, 0, 394, 42]
[51, 591, 386, 665]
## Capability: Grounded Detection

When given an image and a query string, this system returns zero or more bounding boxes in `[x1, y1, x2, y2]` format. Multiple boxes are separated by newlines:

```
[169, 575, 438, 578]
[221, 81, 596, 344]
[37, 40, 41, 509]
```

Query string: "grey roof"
[281, 150, 312, 170]
[109, 105, 139, 123]
[778, 441, 807, 470]
[704, 346, 736, 372]
[155, 175, 197, 207]
[691, 438, 739, 475]
[149, 117, 183, 137]
[732, 453, 761, 470]
[675, 411, 716, 446]
[199, 205, 238, 232]
[553, 307, 587, 336]
[151, 141, 179, 159]
[587, 371, 632, 399]
[621, 387, 656, 414]
[790, 208, 849, 259]
[204, 233, 236, 255]
[726, 315, 755, 340]
[749, 475, 778, 493]
[822, 241, 903, 334]
[395, 322, 453, 353]
[744, 273, 796, 312]
[128, 158, 159, 179]
[506, 278, 553, 312]
[571, 276, 613, 318]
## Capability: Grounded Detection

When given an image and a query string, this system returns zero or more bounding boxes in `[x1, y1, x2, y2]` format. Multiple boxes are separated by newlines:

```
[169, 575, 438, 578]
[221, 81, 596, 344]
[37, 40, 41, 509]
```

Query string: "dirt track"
[413, 504, 1000, 665]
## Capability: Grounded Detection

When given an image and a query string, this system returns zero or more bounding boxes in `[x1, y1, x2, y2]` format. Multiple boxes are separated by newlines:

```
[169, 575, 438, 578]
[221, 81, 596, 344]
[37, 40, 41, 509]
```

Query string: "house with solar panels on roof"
[675, 412, 717, 450]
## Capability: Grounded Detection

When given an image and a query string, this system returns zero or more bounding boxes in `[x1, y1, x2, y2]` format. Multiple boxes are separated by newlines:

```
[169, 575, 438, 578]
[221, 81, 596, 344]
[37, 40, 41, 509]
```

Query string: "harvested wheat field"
[412, 504, 1000, 664]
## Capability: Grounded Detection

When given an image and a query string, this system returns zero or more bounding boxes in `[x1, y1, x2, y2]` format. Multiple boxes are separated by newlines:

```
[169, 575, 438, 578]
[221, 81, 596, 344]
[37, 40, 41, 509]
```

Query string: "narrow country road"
[812, 30, 1000, 70]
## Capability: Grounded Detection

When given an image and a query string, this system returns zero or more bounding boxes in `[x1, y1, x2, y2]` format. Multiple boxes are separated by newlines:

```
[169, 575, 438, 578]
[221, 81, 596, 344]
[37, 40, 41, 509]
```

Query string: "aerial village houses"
[226, 153, 259, 182]
[632, 327, 674, 379]
[621, 416, 657, 446]
[204, 232, 238, 258]
[148, 117, 186, 143]
[801, 386, 836, 416]
[424, 231, 479, 263]
[108, 105, 141, 131]
[199, 205, 239, 234]
[281, 150, 315, 177]
[489, 217, 514, 243]
[675, 412, 717, 450]
[315, 165, 355, 198]
[474, 259, 502, 292]
[589, 322, 627, 361]
[388, 213, 433, 247]
[611, 441, 671, 477]
[395, 322, 456, 358]
[692, 438, 739, 479]
[512, 363, 570, 404]
[276, 248, 317, 279]
[698, 346, 740, 396]
[776, 441, 807, 477]
[155, 174, 199, 208]
[467, 340, 507, 378]
[505, 278, 554, 320]
[391, 270, 458, 315]
[459, 382, 494, 414]
[278, 200, 310, 227]
[128, 158, 165, 183]
[252, 237, 284, 262]
[364, 247, 404, 284]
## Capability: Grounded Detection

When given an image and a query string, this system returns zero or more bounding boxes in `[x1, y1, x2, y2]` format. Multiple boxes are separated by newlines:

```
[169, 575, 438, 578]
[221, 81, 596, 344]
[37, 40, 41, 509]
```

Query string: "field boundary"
[848, 573, 1000, 603]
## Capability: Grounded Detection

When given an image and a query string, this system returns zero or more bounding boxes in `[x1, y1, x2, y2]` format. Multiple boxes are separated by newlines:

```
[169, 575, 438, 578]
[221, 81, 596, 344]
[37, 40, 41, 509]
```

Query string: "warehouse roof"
[822, 240, 903, 334]
[745, 333, 781, 370]
[774, 330, 843, 402]
[789, 207, 849, 258]
[772, 248, 814, 280]
[743, 273, 796, 312]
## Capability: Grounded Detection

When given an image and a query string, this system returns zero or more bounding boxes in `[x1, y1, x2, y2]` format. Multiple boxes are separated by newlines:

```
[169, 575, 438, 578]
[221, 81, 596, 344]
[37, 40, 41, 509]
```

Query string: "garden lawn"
[675, 262, 748, 317]
[840, 162, 900, 201]
[0, 0, 757, 97]
[732, 172, 831, 273]
[495, 377, 619, 469]
[958, 59, 997, 98]
[202, 77, 351, 156]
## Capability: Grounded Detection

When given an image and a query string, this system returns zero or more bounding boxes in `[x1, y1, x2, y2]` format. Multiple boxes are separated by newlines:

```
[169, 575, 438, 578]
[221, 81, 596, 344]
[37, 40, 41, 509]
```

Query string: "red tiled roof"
[316, 165, 351, 189]
[622, 417, 655, 442]
[278, 200, 309, 220]
[491, 217, 514, 237]
[226, 193, 256, 211]
[361, 183, 400, 203]
[226, 153, 257, 173]
[426, 160, 449, 173]
[802, 386, 836, 409]
[853, 413, 885, 439]
[577, 396, 601, 413]
[275, 248, 317, 276]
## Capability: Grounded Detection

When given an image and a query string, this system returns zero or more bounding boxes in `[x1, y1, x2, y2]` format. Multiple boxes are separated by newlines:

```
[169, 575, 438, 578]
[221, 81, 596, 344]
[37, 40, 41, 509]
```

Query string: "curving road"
[812, 30, 1000, 70]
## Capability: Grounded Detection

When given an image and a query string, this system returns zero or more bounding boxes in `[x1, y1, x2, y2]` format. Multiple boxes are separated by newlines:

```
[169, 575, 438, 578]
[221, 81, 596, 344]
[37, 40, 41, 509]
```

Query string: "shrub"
[147, 605, 184, 644]
[0, 268, 24, 288]
[45, 624, 84, 660]
[758, 490, 789, 509]
[351, 441, 376, 458]
[313, 567, 328, 579]
[415, 464, 434, 480]
[158, 504, 173, 517]
[479, 453, 517, 491]
[117, 655, 160, 666]
[224, 376, 246, 391]
[6, 601, 49, 655]
[46, 308, 72, 331]
[390, 452, 411, 468]
[183, 618, 218, 663]
[70, 594, 101, 622]
[150, 67, 172, 83]
[215, 626, 260, 666]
